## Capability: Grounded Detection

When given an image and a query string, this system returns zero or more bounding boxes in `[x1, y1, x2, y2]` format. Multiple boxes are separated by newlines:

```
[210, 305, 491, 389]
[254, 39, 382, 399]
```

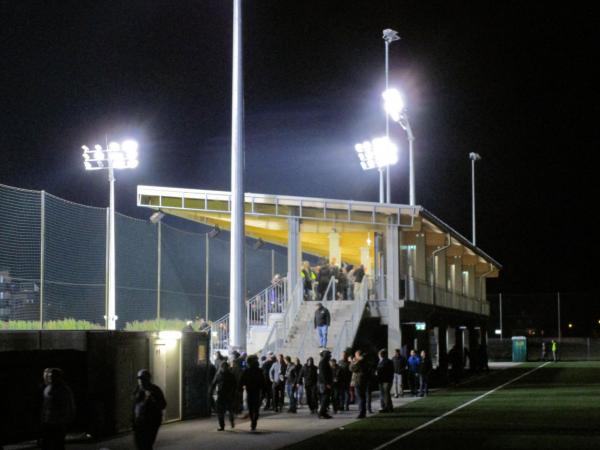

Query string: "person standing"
[301, 261, 317, 300]
[330, 358, 342, 413]
[269, 354, 287, 412]
[40, 368, 76, 450]
[540, 341, 547, 361]
[314, 303, 331, 349]
[337, 350, 352, 411]
[551, 339, 558, 362]
[391, 348, 407, 398]
[418, 350, 433, 397]
[376, 349, 394, 412]
[352, 264, 366, 300]
[350, 350, 369, 418]
[211, 361, 237, 431]
[300, 357, 319, 414]
[240, 355, 266, 431]
[407, 349, 421, 396]
[317, 350, 333, 419]
[132, 369, 166, 450]
[261, 353, 275, 410]
[317, 263, 331, 301]
[284, 356, 300, 413]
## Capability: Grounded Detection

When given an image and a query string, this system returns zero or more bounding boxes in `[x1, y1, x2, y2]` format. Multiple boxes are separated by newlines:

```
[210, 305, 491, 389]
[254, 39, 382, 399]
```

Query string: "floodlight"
[93, 148, 105, 161]
[84, 161, 93, 171]
[208, 225, 221, 239]
[354, 136, 398, 170]
[382, 88, 405, 122]
[382, 29, 400, 43]
[108, 141, 121, 152]
[149, 211, 165, 224]
[469, 152, 481, 161]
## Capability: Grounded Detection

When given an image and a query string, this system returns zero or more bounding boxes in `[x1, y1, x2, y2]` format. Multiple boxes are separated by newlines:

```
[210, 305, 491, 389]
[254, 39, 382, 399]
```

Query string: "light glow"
[382, 88, 405, 122]
[158, 330, 182, 340]
[355, 136, 398, 170]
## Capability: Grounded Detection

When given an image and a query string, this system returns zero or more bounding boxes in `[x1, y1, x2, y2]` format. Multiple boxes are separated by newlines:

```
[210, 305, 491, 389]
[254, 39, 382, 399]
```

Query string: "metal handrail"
[247, 277, 287, 327]
[332, 279, 369, 358]
[321, 276, 337, 301]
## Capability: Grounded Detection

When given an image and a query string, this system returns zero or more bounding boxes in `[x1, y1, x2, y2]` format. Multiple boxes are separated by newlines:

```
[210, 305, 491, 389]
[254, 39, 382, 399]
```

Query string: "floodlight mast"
[383, 29, 400, 203]
[469, 152, 482, 246]
[81, 140, 138, 330]
[382, 88, 415, 206]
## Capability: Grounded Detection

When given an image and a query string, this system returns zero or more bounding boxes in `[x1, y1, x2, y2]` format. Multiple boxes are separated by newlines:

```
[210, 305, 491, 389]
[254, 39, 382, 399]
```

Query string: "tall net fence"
[0, 184, 287, 329]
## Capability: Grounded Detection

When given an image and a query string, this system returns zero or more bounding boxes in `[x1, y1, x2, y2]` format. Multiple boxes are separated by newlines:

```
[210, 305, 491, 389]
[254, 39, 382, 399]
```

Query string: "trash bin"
[511, 336, 527, 362]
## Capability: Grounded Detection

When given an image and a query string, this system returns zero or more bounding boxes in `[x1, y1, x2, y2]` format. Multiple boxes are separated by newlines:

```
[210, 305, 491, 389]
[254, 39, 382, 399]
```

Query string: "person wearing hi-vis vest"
[551, 339, 558, 362]
[301, 261, 317, 300]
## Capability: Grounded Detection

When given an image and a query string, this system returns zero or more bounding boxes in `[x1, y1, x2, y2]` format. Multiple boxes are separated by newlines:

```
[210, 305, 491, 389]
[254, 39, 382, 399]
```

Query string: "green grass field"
[284, 362, 600, 450]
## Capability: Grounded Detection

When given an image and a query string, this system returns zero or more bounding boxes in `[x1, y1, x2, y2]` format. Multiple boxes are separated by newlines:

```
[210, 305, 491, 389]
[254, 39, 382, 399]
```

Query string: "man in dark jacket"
[391, 348, 407, 398]
[211, 361, 237, 431]
[261, 353, 275, 410]
[300, 357, 319, 414]
[40, 367, 76, 450]
[317, 264, 331, 301]
[314, 303, 332, 349]
[133, 369, 166, 449]
[376, 349, 394, 412]
[284, 356, 300, 413]
[419, 350, 433, 397]
[240, 355, 266, 431]
[229, 351, 244, 414]
[337, 350, 352, 411]
[317, 350, 333, 419]
[350, 350, 369, 419]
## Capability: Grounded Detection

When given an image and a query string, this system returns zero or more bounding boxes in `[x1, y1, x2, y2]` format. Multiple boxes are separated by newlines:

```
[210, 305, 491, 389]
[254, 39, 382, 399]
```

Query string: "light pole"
[469, 152, 481, 246]
[82, 140, 138, 330]
[354, 136, 399, 203]
[382, 88, 416, 206]
[229, 0, 246, 351]
[383, 29, 400, 203]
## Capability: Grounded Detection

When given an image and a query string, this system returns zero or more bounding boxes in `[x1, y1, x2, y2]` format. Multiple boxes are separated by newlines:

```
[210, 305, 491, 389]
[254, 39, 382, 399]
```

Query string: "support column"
[328, 230, 341, 265]
[446, 326, 456, 351]
[288, 217, 302, 302]
[385, 222, 401, 351]
[414, 232, 427, 282]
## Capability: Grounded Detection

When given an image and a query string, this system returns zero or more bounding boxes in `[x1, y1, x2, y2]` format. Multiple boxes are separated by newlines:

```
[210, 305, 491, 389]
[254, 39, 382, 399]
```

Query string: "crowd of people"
[208, 346, 433, 432]
[301, 258, 366, 301]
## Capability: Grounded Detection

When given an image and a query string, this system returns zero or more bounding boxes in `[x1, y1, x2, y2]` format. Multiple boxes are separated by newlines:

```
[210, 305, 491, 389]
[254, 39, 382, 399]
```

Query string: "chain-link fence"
[0, 183, 287, 329]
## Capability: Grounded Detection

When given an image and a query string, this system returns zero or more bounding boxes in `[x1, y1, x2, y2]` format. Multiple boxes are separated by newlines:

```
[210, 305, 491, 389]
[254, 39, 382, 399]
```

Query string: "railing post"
[39, 191, 45, 329]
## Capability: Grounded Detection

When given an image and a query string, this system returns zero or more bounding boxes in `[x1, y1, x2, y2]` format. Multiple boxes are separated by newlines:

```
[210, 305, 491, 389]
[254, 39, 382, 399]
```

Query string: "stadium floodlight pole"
[469, 152, 482, 246]
[383, 29, 400, 203]
[382, 88, 416, 206]
[229, 0, 246, 351]
[354, 136, 399, 204]
[82, 139, 139, 330]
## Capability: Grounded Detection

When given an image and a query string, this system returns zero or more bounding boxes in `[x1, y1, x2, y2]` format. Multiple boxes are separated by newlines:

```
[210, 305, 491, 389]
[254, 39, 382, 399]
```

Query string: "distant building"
[0, 270, 39, 322]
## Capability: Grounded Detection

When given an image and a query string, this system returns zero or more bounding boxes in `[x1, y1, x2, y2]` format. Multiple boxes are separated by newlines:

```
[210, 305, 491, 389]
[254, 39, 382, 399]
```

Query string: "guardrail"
[332, 279, 369, 358]
[247, 277, 287, 327]
[408, 278, 489, 315]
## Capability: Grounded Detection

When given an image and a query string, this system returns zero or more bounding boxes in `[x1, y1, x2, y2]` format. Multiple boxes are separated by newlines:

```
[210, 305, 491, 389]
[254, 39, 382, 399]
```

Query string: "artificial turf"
[283, 362, 600, 450]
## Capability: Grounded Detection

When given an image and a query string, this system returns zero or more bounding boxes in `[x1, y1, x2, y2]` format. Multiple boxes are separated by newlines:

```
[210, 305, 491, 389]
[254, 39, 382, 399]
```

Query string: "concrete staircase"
[279, 301, 356, 361]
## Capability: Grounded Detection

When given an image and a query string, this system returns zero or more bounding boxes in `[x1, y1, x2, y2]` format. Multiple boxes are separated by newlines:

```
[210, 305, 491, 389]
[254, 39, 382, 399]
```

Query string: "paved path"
[73, 393, 419, 450]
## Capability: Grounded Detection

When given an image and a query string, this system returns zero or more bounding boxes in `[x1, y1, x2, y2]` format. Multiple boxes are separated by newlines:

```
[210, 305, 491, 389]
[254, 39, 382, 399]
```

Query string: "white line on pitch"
[372, 361, 552, 450]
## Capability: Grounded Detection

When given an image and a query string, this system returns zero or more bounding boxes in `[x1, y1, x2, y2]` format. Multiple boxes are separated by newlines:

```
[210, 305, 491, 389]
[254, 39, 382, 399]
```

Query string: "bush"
[124, 318, 207, 332]
[0, 319, 104, 330]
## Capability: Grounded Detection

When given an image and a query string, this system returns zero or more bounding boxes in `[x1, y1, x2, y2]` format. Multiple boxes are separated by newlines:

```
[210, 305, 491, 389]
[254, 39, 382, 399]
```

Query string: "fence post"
[271, 249, 275, 279]
[156, 221, 162, 323]
[557, 292, 561, 341]
[205, 234, 210, 321]
[104, 208, 109, 329]
[499, 293, 503, 339]
[39, 191, 46, 329]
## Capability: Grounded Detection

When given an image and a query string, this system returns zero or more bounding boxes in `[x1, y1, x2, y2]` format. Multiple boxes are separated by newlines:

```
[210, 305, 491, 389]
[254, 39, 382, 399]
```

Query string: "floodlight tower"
[383, 29, 400, 203]
[82, 140, 139, 330]
[382, 88, 415, 206]
[469, 152, 482, 246]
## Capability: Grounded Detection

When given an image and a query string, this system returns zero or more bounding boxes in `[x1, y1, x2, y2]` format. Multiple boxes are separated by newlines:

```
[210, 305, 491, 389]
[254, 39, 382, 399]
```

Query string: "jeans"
[355, 383, 367, 417]
[286, 383, 297, 411]
[379, 382, 393, 411]
[393, 373, 403, 396]
[317, 325, 328, 348]
[419, 375, 429, 396]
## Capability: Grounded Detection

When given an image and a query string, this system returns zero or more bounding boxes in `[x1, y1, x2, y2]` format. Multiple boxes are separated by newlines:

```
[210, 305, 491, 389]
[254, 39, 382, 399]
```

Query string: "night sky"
[1, 1, 597, 297]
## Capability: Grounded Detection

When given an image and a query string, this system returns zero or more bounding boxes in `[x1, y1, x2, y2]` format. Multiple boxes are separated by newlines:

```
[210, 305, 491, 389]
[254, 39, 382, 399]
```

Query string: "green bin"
[511, 336, 527, 362]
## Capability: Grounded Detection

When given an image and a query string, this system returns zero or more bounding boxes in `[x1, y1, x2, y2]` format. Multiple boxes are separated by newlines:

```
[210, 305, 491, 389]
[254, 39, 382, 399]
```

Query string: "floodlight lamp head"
[382, 29, 401, 43]
[382, 88, 405, 123]
[469, 152, 482, 161]
[149, 211, 165, 224]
